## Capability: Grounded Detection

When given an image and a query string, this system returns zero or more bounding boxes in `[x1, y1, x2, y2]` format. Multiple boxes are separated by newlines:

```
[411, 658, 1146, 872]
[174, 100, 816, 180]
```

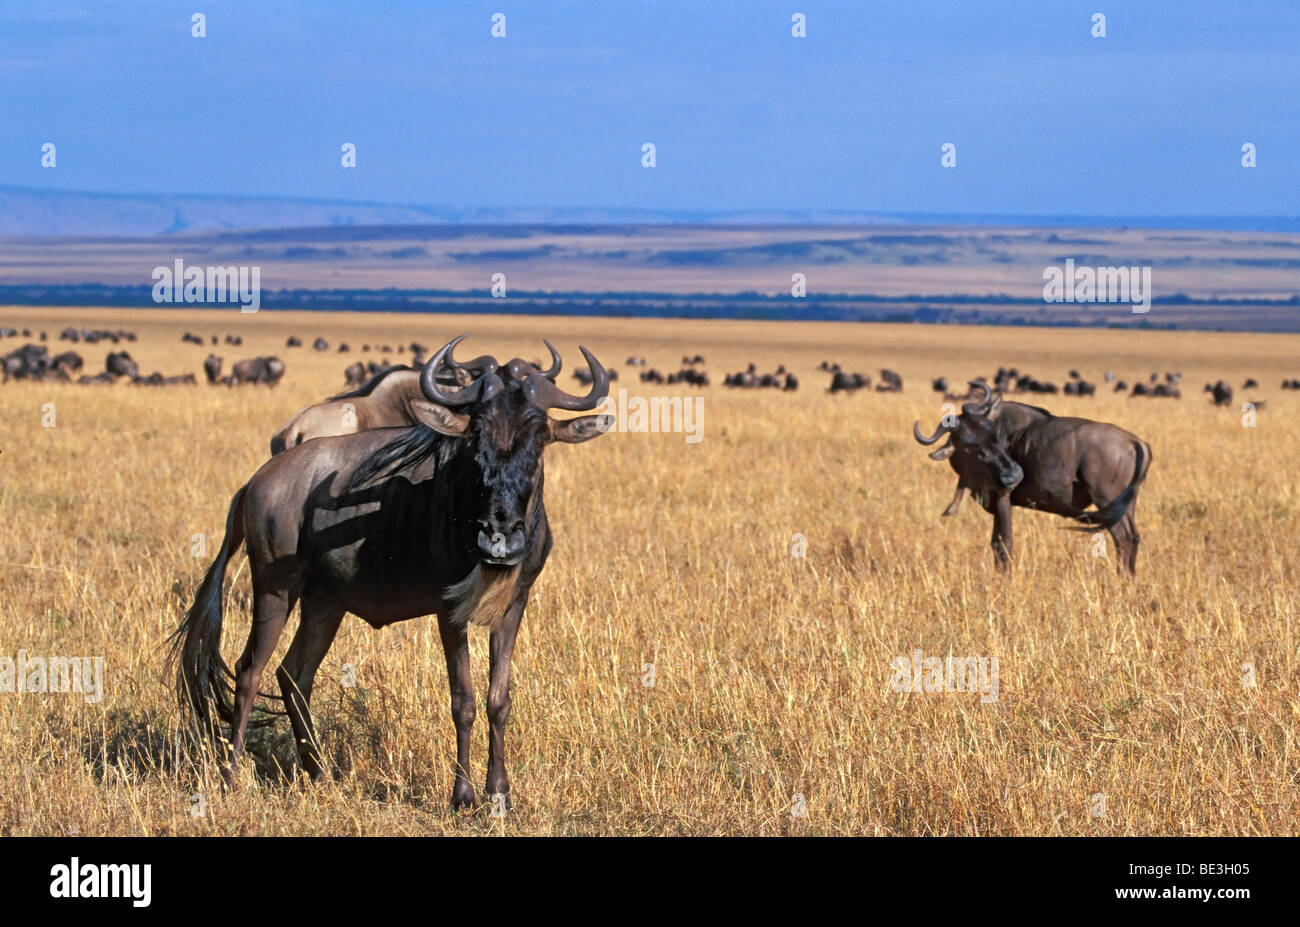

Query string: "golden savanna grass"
[0, 306, 1296, 835]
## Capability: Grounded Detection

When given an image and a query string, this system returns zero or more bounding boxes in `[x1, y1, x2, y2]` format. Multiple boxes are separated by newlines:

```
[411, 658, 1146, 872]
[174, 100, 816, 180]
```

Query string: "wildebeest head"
[914, 381, 1024, 492]
[416, 335, 609, 566]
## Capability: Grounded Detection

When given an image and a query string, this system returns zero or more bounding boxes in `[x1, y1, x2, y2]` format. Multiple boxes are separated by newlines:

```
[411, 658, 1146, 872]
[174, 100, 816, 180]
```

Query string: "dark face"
[463, 384, 549, 566]
[950, 413, 1024, 491]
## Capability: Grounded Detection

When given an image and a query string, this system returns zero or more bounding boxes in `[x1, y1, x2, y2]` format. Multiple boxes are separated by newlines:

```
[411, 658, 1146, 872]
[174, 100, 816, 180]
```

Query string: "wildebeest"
[914, 381, 1151, 573]
[170, 336, 612, 807]
[286, 336, 302, 347]
[1205, 380, 1233, 406]
[51, 351, 83, 377]
[1283, 379, 1300, 390]
[1242, 378, 1259, 389]
[829, 371, 869, 393]
[203, 354, 223, 385]
[876, 369, 903, 392]
[228, 356, 286, 386]
[106, 351, 139, 380]
[932, 377, 949, 393]
[783, 373, 799, 391]
[343, 361, 367, 387]
[313, 337, 329, 351]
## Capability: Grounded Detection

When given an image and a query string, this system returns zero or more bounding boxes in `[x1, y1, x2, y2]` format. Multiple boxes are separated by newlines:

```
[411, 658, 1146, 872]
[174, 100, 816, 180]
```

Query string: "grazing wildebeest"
[1205, 380, 1233, 406]
[228, 356, 286, 386]
[203, 354, 223, 385]
[170, 336, 611, 807]
[876, 369, 903, 392]
[829, 371, 869, 393]
[914, 381, 1151, 573]
[51, 351, 83, 377]
[272, 348, 539, 455]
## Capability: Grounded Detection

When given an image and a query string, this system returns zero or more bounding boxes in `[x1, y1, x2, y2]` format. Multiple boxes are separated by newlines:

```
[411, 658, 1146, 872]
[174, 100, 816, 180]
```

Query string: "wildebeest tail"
[167, 485, 246, 730]
[1068, 441, 1149, 531]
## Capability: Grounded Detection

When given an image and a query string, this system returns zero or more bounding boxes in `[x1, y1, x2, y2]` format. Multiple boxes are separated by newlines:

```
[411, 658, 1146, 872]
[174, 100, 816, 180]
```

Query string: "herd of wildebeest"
[4, 321, 1293, 809]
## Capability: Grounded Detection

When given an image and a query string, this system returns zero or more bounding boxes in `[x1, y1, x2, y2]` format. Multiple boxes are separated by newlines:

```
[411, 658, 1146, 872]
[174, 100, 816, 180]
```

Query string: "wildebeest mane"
[344, 424, 452, 493]
[327, 364, 413, 401]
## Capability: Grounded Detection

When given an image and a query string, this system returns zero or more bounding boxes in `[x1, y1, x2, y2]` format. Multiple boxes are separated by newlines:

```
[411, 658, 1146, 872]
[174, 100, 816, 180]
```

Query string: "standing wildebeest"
[914, 382, 1150, 572]
[203, 354, 223, 385]
[228, 356, 286, 386]
[343, 361, 367, 387]
[106, 350, 138, 380]
[170, 336, 611, 807]
[1205, 381, 1233, 406]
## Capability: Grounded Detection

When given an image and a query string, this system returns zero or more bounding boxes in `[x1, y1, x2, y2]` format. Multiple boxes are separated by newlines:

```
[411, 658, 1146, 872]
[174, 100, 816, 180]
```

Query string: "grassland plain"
[0, 306, 1296, 835]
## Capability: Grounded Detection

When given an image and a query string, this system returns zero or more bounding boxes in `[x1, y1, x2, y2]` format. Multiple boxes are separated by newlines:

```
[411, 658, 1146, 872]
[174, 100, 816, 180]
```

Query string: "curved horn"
[524, 345, 608, 411]
[421, 335, 503, 407]
[913, 419, 950, 445]
[538, 339, 561, 379]
[962, 379, 994, 416]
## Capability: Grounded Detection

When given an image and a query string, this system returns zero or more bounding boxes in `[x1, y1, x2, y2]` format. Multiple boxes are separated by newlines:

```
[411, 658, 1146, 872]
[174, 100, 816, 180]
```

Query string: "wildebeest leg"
[485, 594, 527, 808]
[990, 494, 1013, 571]
[227, 590, 292, 787]
[942, 483, 966, 517]
[1108, 506, 1140, 575]
[275, 598, 345, 781]
[437, 615, 477, 810]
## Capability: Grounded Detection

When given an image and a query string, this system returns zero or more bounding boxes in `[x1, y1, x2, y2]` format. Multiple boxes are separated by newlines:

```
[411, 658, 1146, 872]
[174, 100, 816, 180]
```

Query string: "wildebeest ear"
[409, 399, 470, 436]
[549, 413, 614, 444]
[929, 444, 955, 460]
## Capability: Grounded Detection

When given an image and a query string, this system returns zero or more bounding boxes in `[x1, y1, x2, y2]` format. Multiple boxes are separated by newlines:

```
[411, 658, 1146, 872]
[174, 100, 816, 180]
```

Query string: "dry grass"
[1, 306, 1296, 835]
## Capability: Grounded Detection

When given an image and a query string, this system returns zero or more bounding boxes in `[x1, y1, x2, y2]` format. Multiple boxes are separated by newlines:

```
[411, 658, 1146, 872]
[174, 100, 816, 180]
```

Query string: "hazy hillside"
[4, 186, 1299, 238]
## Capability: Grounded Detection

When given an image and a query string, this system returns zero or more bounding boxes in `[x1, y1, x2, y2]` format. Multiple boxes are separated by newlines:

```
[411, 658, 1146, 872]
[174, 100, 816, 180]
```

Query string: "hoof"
[450, 784, 477, 811]
[484, 789, 512, 816]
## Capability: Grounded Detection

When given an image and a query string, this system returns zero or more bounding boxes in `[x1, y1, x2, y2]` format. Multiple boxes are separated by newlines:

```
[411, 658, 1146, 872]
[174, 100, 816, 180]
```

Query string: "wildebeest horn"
[913, 419, 951, 445]
[503, 341, 562, 382]
[538, 339, 561, 379]
[524, 345, 608, 411]
[421, 335, 503, 407]
[962, 379, 994, 416]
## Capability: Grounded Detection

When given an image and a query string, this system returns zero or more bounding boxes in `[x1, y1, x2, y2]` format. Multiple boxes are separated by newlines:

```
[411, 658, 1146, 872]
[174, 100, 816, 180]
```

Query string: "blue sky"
[2, 0, 1297, 217]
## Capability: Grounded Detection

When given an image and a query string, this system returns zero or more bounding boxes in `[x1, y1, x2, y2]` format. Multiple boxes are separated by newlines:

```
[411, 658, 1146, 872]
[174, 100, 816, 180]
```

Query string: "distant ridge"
[3, 185, 1299, 238]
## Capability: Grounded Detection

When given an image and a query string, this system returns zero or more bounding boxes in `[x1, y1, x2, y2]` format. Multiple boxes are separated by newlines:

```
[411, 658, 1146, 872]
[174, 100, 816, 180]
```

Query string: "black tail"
[167, 485, 246, 731]
[1068, 441, 1149, 531]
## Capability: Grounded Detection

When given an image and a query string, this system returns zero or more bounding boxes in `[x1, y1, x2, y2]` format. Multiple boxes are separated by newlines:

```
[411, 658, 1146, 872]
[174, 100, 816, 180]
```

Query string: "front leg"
[485, 591, 528, 809]
[437, 615, 477, 810]
[990, 493, 1014, 571]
